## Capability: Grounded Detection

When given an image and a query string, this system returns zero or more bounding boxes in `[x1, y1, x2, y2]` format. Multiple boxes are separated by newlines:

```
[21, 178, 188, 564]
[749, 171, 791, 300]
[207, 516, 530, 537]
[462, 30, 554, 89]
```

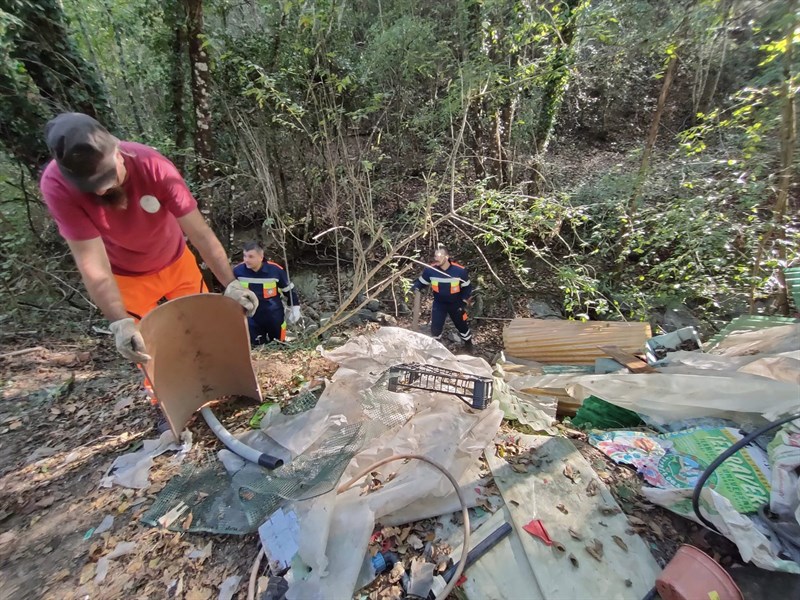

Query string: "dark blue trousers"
[431, 301, 472, 342]
[248, 305, 286, 345]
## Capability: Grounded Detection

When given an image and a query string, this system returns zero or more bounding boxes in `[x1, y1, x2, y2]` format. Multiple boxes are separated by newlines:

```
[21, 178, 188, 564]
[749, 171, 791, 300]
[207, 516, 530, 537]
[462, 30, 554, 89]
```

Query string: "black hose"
[691, 411, 800, 532]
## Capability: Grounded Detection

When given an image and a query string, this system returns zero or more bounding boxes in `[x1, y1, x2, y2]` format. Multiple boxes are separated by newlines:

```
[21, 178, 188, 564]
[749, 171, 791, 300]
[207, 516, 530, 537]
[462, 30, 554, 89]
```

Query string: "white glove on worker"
[109, 318, 152, 363]
[224, 281, 259, 317]
[286, 305, 302, 325]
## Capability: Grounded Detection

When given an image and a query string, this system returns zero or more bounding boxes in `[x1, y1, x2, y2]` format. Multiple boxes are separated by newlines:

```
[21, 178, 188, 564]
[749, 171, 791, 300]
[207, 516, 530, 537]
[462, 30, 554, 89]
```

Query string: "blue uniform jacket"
[411, 262, 472, 304]
[233, 260, 299, 315]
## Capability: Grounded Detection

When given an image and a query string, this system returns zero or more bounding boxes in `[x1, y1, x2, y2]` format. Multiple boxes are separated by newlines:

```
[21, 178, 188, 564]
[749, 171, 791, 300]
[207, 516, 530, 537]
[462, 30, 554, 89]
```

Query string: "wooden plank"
[503, 318, 651, 364]
[598, 345, 657, 374]
[485, 434, 660, 599]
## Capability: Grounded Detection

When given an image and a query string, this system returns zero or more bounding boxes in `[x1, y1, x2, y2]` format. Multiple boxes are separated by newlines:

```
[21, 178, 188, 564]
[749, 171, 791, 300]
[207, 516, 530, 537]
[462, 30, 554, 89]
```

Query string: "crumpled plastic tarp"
[768, 422, 800, 523]
[100, 430, 192, 489]
[253, 328, 503, 600]
[565, 371, 799, 426]
[643, 485, 800, 573]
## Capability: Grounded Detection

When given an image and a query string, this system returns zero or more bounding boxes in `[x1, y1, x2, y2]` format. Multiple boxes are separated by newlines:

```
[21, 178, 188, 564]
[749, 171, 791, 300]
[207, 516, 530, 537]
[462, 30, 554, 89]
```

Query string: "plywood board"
[503, 319, 651, 364]
[139, 294, 261, 435]
[598, 345, 657, 373]
[485, 433, 660, 599]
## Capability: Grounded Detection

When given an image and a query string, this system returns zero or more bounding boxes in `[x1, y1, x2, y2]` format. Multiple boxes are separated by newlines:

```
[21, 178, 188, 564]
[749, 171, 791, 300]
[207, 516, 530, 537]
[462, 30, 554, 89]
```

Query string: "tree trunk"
[639, 53, 679, 177]
[748, 2, 797, 315]
[532, 0, 584, 156]
[168, 1, 188, 171]
[102, 0, 145, 137]
[0, 0, 116, 173]
[184, 0, 214, 184]
[2, 0, 117, 130]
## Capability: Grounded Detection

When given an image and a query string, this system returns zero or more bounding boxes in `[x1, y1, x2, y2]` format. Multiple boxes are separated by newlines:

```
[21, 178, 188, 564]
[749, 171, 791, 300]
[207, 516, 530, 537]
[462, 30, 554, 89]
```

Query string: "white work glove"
[109, 318, 152, 363]
[287, 305, 301, 325]
[224, 281, 259, 317]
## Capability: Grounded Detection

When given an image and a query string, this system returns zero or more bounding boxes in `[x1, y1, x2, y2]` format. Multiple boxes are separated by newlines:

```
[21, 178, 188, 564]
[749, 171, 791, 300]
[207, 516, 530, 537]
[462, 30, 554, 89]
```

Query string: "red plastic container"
[656, 545, 743, 600]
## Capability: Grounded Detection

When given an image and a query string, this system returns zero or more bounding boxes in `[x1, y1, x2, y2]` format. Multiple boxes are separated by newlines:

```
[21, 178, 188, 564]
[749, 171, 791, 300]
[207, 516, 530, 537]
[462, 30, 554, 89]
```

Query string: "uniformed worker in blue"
[411, 246, 474, 350]
[233, 241, 301, 345]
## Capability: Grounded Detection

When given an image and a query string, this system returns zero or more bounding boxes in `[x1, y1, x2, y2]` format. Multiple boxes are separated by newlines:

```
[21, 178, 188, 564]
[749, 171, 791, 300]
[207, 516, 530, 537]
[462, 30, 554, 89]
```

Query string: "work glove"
[224, 281, 259, 317]
[109, 317, 152, 363]
[287, 305, 302, 325]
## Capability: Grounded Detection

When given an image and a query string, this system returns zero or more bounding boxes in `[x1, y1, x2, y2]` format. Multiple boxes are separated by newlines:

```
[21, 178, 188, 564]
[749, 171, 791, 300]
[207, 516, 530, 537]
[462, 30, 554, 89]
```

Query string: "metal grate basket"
[386, 363, 493, 410]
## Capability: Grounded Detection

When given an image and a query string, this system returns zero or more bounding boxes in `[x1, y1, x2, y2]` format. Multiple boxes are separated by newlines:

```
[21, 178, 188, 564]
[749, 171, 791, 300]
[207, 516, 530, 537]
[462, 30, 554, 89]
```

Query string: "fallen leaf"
[585, 479, 599, 497]
[649, 522, 664, 538]
[398, 527, 412, 543]
[185, 586, 212, 600]
[625, 579, 633, 587]
[406, 534, 423, 550]
[585, 538, 604, 562]
[383, 526, 402, 538]
[563, 463, 579, 483]
[553, 541, 566, 553]
[79, 563, 95, 585]
[612, 535, 628, 552]
[627, 516, 647, 527]
[568, 553, 579, 568]
[556, 503, 568, 514]
[9, 421, 22, 431]
[0, 531, 16, 546]
[36, 495, 55, 509]
[568, 528, 582, 541]
[182, 512, 193, 530]
[388, 561, 405, 584]
[599, 505, 621, 516]
[511, 463, 528, 473]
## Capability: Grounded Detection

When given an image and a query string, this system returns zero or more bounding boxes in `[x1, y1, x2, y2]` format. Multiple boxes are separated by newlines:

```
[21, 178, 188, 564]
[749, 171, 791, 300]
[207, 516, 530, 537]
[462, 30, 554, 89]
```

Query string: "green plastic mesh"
[141, 374, 410, 534]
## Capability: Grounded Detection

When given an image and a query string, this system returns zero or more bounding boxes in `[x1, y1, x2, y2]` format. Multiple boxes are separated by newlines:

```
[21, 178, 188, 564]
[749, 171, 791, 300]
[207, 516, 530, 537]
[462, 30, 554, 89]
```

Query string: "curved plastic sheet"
[139, 294, 261, 435]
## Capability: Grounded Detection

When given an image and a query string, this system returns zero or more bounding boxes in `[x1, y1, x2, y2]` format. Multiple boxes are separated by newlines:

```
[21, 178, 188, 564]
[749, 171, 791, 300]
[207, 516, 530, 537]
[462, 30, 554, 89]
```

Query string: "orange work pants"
[114, 246, 208, 320]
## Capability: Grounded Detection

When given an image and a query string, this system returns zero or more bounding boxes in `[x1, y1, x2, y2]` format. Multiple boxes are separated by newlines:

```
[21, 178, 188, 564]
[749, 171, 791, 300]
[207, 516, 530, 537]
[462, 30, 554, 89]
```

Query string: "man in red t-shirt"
[40, 112, 258, 363]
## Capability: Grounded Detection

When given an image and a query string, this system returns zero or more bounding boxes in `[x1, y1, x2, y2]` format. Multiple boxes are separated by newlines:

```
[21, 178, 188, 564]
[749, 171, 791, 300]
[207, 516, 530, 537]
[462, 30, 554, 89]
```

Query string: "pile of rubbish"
[498, 316, 800, 577]
[99, 308, 799, 599]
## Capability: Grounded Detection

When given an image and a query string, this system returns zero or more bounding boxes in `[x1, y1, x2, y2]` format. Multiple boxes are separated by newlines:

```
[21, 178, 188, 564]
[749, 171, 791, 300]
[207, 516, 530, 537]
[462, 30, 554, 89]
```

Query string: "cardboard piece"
[139, 294, 261, 435]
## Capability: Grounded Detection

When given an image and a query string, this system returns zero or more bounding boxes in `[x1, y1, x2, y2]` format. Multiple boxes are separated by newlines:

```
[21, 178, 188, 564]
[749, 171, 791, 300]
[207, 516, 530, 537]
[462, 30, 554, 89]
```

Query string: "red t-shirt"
[40, 141, 197, 276]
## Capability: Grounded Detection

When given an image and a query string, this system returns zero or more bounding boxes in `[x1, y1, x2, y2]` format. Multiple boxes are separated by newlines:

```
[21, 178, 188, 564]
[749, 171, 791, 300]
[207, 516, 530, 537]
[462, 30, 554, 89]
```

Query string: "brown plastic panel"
[139, 294, 262, 436]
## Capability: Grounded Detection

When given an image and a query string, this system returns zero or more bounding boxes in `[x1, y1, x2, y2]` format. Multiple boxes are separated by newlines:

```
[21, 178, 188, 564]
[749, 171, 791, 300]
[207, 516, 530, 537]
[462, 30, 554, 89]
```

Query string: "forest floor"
[0, 307, 753, 600]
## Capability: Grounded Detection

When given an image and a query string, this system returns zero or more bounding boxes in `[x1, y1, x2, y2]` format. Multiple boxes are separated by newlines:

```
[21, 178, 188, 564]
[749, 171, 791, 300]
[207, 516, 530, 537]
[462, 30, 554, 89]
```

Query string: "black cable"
[691, 411, 800, 532]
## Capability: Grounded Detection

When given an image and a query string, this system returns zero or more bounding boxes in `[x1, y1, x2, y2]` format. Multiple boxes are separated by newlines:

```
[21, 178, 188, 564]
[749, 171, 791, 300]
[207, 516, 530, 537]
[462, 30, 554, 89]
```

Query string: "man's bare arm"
[177, 209, 235, 286]
[67, 238, 129, 322]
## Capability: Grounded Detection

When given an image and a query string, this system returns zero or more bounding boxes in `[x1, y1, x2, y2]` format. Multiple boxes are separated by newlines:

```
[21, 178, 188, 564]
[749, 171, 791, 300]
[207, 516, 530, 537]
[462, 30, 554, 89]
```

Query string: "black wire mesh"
[386, 363, 493, 409]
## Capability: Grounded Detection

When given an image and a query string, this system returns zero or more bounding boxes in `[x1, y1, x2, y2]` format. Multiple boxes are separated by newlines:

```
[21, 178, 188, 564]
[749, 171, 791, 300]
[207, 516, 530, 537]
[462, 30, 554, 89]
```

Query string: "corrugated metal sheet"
[785, 267, 800, 310]
[704, 315, 799, 351]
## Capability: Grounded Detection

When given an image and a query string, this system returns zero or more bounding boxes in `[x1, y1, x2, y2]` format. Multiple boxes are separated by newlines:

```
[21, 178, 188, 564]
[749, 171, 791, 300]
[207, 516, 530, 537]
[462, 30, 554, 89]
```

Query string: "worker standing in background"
[411, 246, 474, 350]
[234, 241, 302, 345]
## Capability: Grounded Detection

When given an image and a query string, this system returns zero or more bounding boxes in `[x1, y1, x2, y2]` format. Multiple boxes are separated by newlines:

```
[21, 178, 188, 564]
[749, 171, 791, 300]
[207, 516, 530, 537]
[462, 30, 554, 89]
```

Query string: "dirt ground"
[0, 318, 743, 600]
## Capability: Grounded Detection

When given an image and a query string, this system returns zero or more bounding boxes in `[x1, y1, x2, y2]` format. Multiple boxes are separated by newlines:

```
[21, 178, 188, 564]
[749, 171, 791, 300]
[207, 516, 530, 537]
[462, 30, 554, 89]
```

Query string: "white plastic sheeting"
[262, 328, 503, 600]
[643, 486, 800, 573]
[99, 430, 192, 489]
[565, 372, 799, 426]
